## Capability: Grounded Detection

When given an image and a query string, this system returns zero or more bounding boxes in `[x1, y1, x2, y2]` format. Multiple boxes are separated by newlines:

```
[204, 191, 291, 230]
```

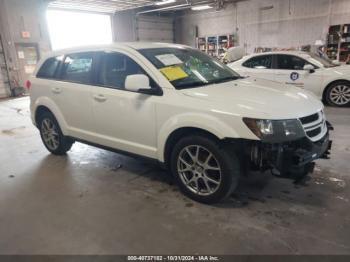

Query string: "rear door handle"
[93, 94, 107, 102]
[52, 87, 62, 94]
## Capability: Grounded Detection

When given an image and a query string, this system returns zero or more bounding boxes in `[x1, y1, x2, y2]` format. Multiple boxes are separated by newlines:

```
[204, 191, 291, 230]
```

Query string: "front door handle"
[52, 87, 62, 94]
[93, 94, 107, 102]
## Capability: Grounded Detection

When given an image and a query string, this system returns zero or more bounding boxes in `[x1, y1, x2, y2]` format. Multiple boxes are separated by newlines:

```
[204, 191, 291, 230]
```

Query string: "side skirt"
[68, 136, 166, 169]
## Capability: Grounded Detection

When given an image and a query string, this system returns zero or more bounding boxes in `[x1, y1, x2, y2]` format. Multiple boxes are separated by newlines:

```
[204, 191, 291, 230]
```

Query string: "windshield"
[138, 47, 240, 89]
[308, 53, 337, 68]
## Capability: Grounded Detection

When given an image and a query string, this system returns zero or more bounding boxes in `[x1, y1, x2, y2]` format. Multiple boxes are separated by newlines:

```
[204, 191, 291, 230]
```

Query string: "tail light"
[25, 80, 31, 90]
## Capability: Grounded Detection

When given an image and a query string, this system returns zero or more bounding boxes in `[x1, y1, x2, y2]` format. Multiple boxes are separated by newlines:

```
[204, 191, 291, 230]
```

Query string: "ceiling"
[48, 0, 159, 13]
[47, 0, 242, 14]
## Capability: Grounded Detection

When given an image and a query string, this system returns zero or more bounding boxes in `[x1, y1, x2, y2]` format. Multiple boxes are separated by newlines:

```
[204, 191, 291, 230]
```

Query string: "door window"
[61, 53, 94, 84]
[242, 55, 272, 69]
[98, 52, 146, 89]
[276, 55, 309, 70]
[37, 56, 63, 79]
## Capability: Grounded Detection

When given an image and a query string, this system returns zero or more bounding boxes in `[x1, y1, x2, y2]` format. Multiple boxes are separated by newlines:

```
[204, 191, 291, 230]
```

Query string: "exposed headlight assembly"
[243, 118, 305, 143]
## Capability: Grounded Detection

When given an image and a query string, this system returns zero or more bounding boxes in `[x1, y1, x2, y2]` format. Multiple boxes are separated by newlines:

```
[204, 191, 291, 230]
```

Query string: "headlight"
[243, 118, 305, 142]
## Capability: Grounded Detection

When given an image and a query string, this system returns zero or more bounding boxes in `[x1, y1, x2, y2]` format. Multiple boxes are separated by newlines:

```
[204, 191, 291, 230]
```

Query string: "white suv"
[229, 51, 350, 107]
[30, 43, 332, 204]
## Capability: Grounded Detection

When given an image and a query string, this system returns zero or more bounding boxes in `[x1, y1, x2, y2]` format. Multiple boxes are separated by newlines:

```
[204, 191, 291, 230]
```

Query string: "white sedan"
[229, 51, 350, 107]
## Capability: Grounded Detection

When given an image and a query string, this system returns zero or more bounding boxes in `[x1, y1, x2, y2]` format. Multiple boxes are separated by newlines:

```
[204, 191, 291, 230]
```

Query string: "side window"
[98, 52, 146, 90]
[37, 56, 63, 79]
[242, 55, 272, 69]
[61, 53, 94, 84]
[276, 55, 307, 70]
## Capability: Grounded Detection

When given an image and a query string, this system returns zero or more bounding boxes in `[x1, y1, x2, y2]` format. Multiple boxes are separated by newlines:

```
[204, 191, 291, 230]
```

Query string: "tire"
[170, 135, 240, 204]
[38, 112, 73, 155]
[325, 81, 350, 107]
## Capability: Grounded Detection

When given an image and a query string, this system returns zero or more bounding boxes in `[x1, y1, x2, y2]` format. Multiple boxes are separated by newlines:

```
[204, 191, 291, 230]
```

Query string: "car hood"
[181, 78, 323, 119]
[327, 64, 350, 73]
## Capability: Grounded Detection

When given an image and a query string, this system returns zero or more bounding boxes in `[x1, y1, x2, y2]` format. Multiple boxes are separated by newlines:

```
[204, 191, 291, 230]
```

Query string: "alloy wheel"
[177, 145, 222, 196]
[329, 85, 350, 105]
[41, 118, 60, 151]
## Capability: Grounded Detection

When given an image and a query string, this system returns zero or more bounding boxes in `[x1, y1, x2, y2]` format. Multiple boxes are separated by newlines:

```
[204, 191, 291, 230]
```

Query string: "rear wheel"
[325, 82, 350, 107]
[170, 135, 240, 204]
[38, 112, 73, 155]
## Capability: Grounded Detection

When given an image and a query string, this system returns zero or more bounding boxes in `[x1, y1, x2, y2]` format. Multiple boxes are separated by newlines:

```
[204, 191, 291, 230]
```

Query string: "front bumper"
[245, 128, 332, 181]
[274, 132, 331, 179]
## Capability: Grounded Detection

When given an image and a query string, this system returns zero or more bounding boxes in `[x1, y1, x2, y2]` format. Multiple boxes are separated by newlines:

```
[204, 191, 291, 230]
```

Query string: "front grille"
[299, 113, 319, 125]
[299, 111, 326, 142]
[306, 127, 322, 138]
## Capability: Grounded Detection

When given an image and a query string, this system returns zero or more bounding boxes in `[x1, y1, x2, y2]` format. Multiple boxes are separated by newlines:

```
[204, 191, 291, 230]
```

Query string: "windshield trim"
[307, 52, 337, 68]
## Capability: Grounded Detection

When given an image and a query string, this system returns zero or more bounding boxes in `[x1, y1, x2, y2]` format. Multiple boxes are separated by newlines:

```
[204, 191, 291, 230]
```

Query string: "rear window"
[36, 56, 63, 79]
[60, 53, 94, 84]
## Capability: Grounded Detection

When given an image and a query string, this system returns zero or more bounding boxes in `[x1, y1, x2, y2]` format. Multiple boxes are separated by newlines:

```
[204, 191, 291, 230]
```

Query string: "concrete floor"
[0, 97, 349, 255]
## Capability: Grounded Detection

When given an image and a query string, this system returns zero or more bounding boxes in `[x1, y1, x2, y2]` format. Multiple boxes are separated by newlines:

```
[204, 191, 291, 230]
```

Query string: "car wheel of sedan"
[326, 82, 350, 107]
[38, 112, 74, 155]
[170, 135, 240, 204]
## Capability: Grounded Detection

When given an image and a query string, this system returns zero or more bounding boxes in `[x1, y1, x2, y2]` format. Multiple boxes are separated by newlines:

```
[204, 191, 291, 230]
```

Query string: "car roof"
[244, 51, 310, 58]
[43, 42, 190, 58]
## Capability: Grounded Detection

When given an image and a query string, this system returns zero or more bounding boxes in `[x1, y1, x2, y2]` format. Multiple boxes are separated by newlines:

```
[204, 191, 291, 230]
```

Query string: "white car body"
[29, 43, 332, 203]
[228, 51, 350, 105]
[30, 44, 326, 160]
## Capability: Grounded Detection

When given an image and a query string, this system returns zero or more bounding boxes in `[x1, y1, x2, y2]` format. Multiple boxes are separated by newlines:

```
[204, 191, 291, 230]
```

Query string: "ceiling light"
[191, 5, 213, 11]
[155, 0, 176, 5]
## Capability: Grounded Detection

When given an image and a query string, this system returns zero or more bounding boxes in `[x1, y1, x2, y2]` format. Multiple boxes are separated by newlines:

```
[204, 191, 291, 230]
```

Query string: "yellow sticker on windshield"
[159, 66, 188, 81]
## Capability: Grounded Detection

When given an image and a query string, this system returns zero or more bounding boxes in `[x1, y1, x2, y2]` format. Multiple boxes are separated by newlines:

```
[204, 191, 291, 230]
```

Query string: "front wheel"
[170, 135, 240, 204]
[325, 82, 350, 107]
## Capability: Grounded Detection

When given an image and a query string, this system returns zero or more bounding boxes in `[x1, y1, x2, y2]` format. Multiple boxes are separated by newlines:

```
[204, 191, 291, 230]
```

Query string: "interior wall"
[0, 0, 51, 95]
[175, 0, 350, 53]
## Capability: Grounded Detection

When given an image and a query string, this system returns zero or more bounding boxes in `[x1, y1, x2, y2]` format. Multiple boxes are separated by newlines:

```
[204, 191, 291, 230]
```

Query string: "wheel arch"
[35, 105, 52, 125]
[322, 79, 350, 103]
[33, 97, 68, 134]
[157, 113, 241, 164]
[162, 127, 222, 169]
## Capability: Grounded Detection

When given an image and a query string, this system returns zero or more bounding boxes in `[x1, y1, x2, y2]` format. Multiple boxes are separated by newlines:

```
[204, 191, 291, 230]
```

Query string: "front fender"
[157, 113, 240, 162]
[33, 97, 69, 135]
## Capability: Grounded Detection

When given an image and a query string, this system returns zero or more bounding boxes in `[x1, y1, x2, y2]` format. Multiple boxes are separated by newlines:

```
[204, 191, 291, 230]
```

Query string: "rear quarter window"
[36, 56, 63, 79]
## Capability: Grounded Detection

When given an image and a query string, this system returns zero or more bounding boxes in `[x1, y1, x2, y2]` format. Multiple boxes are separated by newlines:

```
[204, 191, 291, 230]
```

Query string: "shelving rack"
[207, 36, 218, 57]
[196, 34, 235, 58]
[327, 24, 350, 62]
[197, 37, 206, 52]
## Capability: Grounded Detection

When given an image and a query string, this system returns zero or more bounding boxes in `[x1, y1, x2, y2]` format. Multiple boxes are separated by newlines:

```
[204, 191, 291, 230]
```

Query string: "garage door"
[136, 15, 174, 43]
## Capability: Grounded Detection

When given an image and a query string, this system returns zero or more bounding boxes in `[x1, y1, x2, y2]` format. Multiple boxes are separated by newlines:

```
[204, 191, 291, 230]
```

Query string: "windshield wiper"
[175, 81, 211, 89]
[175, 76, 241, 89]
[208, 76, 240, 84]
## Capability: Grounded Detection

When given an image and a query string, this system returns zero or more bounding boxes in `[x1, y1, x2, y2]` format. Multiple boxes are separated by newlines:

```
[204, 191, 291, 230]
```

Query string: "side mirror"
[125, 74, 151, 93]
[332, 60, 340, 66]
[303, 64, 315, 73]
[226, 46, 245, 63]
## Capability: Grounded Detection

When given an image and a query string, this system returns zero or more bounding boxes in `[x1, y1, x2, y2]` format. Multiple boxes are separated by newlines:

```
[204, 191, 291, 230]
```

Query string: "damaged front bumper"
[244, 122, 333, 182]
